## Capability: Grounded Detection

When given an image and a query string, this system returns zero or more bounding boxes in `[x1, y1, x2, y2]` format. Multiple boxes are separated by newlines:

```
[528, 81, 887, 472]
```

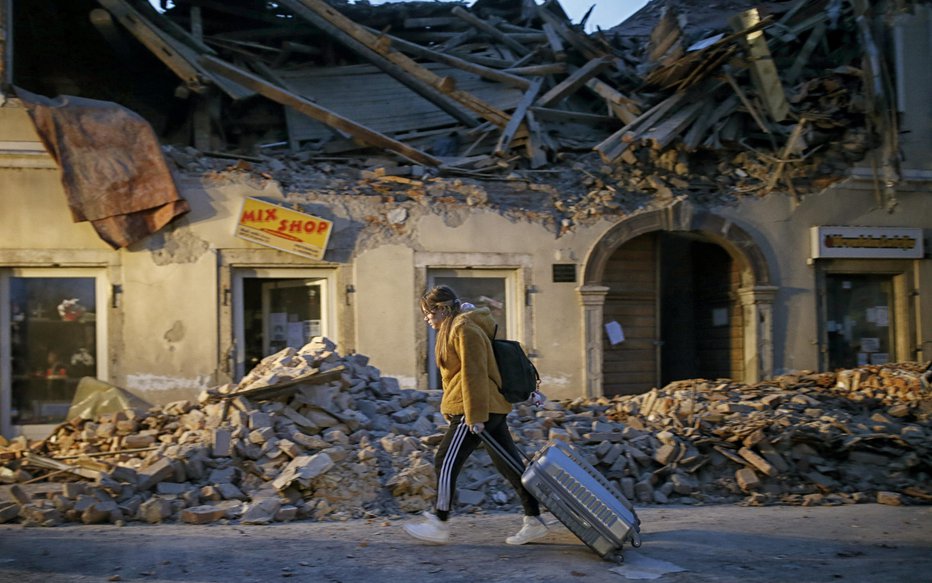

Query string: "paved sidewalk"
[1, 504, 929, 582]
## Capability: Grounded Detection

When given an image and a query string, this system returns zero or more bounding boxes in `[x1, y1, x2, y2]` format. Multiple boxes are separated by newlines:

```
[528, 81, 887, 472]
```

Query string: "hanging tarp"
[15, 87, 190, 249]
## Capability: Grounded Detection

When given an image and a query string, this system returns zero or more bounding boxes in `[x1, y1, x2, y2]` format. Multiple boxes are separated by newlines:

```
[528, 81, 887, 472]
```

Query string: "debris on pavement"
[1, 337, 929, 527]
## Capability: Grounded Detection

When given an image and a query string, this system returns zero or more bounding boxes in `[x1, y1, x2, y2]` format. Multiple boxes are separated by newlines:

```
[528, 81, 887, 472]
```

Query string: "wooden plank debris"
[223, 366, 346, 402]
[23, 452, 102, 481]
[72, 0, 893, 200]
[640, 99, 708, 151]
[785, 21, 826, 83]
[451, 6, 531, 57]
[541, 22, 567, 61]
[276, 0, 483, 128]
[200, 55, 443, 167]
[96, 0, 254, 100]
[584, 78, 641, 124]
[594, 91, 689, 163]
[535, 56, 613, 108]
[495, 78, 543, 156]
[765, 118, 809, 197]
[368, 28, 531, 90]
[729, 8, 790, 122]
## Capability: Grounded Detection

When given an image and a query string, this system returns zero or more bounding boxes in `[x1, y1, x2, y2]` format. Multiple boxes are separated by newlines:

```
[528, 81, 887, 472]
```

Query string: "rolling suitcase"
[479, 432, 641, 563]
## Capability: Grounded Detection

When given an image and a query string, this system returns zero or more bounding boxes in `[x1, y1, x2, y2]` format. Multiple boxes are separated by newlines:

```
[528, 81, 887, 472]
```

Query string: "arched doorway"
[579, 203, 775, 397]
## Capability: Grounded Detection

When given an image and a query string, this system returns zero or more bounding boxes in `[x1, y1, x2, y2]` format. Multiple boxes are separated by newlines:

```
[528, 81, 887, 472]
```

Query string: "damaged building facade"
[0, 0, 929, 439]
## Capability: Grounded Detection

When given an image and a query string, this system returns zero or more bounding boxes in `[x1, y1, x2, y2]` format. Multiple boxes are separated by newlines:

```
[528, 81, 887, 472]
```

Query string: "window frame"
[1, 266, 110, 439]
[230, 267, 336, 381]
[415, 252, 533, 391]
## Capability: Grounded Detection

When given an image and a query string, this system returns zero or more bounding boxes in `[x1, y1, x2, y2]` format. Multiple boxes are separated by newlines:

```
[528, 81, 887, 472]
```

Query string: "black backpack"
[490, 325, 540, 403]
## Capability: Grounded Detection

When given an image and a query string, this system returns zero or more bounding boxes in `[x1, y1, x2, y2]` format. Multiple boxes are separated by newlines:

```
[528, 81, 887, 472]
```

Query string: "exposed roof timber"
[200, 54, 442, 167]
[276, 0, 482, 128]
[96, 0, 254, 100]
[363, 25, 531, 90]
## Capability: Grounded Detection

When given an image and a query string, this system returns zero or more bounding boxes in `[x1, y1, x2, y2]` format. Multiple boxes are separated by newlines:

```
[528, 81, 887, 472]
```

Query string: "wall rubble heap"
[1, 340, 929, 526]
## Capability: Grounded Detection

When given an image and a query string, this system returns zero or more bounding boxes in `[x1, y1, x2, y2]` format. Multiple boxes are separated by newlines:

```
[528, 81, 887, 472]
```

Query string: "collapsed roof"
[7, 0, 912, 214]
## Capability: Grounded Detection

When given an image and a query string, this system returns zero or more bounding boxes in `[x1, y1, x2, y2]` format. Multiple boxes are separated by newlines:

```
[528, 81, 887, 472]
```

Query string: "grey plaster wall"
[2, 101, 930, 409]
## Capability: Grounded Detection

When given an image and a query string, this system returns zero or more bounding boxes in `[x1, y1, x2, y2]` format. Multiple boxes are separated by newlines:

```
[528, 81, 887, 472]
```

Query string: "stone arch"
[578, 202, 777, 397]
[583, 202, 772, 287]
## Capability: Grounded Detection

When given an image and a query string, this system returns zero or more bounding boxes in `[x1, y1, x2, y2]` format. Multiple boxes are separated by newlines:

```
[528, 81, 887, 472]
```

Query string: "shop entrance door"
[825, 274, 896, 368]
[232, 269, 331, 380]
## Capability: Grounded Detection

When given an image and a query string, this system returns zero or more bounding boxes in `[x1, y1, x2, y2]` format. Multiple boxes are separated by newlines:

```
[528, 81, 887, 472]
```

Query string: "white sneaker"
[403, 512, 450, 544]
[506, 515, 549, 545]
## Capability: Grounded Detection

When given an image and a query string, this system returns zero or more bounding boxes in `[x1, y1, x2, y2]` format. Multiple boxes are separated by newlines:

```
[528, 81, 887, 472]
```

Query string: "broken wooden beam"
[504, 63, 568, 77]
[640, 98, 708, 151]
[785, 21, 825, 83]
[200, 55, 442, 167]
[275, 0, 480, 128]
[523, 109, 550, 169]
[765, 117, 809, 199]
[584, 78, 641, 124]
[365, 27, 531, 90]
[23, 452, 102, 480]
[722, 65, 774, 136]
[529, 107, 618, 126]
[451, 6, 531, 57]
[729, 8, 789, 122]
[593, 91, 689, 163]
[495, 78, 543, 156]
[683, 94, 738, 150]
[542, 22, 567, 61]
[535, 56, 613, 108]
[283, 0, 516, 128]
[225, 366, 347, 402]
[96, 0, 253, 100]
[535, 3, 607, 62]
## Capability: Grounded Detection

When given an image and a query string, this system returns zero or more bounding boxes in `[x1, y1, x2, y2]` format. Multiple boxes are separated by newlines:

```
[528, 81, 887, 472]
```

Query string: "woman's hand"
[469, 422, 485, 434]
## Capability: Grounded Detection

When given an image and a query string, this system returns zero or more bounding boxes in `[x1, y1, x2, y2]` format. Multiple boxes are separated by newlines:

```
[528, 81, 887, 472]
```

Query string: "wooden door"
[602, 233, 658, 396]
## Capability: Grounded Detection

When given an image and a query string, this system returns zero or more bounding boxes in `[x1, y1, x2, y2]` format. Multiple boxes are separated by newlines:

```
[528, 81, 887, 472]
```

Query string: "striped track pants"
[433, 412, 540, 516]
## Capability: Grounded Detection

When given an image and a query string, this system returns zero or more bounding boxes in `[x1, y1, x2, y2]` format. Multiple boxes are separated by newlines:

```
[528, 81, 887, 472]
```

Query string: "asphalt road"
[0, 503, 929, 583]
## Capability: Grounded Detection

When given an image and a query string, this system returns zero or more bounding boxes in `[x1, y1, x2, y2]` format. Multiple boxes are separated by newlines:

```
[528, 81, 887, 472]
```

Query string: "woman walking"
[403, 285, 548, 545]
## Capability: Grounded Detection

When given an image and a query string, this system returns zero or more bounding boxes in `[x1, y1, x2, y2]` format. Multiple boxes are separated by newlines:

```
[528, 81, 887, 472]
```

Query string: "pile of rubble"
[1, 338, 929, 527]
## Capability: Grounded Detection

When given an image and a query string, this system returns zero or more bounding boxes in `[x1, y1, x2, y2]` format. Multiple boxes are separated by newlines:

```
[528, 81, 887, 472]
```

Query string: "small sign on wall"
[236, 197, 333, 260]
[810, 226, 923, 259]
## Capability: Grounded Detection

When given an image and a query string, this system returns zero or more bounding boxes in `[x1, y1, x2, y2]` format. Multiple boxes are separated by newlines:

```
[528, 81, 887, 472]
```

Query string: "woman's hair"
[421, 285, 462, 363]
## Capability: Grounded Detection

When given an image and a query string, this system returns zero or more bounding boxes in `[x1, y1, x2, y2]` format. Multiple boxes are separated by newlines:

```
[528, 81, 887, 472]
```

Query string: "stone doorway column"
[578, 285, 609, 398]
[738, 285, 779, 383]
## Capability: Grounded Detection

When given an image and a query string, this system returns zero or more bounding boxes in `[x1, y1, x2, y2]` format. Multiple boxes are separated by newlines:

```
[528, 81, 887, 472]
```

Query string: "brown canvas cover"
[15, 87, 190, 249]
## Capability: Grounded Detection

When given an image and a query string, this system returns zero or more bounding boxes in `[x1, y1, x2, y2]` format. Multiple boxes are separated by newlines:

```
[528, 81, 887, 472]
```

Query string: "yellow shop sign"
[235, 197, 333, 260]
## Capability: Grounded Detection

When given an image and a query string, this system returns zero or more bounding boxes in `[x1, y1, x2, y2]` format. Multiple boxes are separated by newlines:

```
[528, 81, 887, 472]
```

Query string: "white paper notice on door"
[860, 337, 880, 353]
[605, 321, 625, 345]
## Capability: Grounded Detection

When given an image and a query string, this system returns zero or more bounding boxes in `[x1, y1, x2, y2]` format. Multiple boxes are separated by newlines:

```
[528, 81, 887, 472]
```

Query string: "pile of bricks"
[1, 339, 929, 527]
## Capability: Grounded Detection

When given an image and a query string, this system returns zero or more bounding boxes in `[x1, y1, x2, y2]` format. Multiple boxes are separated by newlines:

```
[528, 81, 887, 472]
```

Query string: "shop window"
[4, 276, 99, 427]
[826, 274, 896, 368]
[426, 270, 515, 390]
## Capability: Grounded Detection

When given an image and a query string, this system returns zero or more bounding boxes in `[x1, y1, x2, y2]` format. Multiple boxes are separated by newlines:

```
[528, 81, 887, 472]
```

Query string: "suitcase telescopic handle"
[477, 430, 531, 475]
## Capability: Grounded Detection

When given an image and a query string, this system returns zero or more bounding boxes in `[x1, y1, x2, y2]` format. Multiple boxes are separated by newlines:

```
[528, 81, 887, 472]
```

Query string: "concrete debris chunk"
[272, 453, 334, 491]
